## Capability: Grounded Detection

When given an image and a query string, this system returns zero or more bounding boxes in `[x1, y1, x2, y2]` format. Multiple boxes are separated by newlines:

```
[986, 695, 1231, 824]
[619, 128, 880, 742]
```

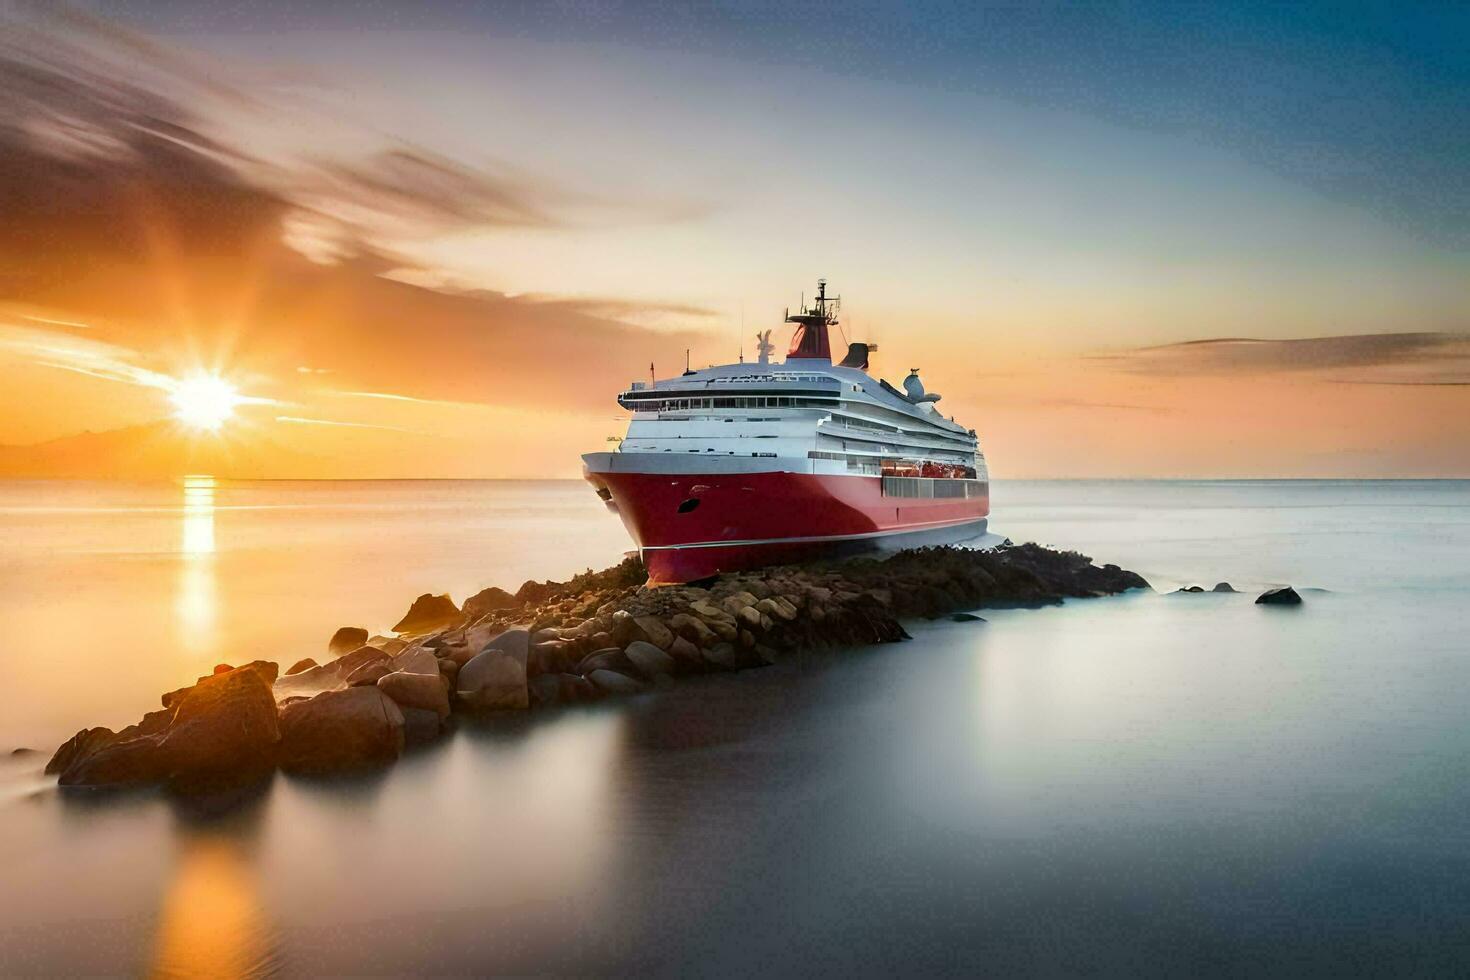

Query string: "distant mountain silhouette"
[0, 420, 316, 479]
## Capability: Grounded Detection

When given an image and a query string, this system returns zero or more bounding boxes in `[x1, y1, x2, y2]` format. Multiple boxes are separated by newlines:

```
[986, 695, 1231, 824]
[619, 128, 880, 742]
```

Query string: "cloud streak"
[274, 416, 419, 433]
[1094, 332, 1470, 385]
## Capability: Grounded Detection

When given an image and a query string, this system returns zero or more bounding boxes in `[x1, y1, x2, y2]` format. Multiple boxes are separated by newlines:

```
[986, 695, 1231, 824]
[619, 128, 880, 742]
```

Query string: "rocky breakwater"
[47, 543, 1147, 789]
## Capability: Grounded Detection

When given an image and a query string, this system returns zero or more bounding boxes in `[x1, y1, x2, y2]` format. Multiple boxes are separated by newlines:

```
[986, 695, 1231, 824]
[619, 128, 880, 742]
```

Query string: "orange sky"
[1, 7, 1466, 479]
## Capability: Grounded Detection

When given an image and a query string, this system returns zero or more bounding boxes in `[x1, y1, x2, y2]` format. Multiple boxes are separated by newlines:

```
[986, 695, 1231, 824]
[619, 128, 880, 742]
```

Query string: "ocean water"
[1, 478, 1468, 975]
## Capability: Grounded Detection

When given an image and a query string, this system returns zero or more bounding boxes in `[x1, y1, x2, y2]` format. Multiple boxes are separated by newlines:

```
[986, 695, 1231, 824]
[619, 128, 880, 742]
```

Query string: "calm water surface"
[2, 479, 1469, 975]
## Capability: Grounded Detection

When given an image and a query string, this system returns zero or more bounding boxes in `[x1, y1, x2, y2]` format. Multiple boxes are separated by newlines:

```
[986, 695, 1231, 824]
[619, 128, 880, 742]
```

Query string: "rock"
[345, 660, 392, 687]
[463, 586, 518, 620]
[52, 661, 281, 788]
[46, 727, 121, 777]
[378, 669, 450, 718]
[328, 626, 369, 656]
[529, 674, 562, 707]
[1175, 586, 1205, 593]
[399, 707, 443, 747]
[667, 636, 702, 667]
[444, 643, 481, 667]
[735, 605, 763, 629]
[155, 661, 280, 784]
[756, 596, 798, 621]
[588, 669, 647, 695]
[950, 612, 986, 622]
[720, 592, 758, 616]
[369, 636, 408, 656]
[702, 642, 743, 669]
[575, 647, 635, 677]
[9, 747, 37, 758]
[213, 663, 234, 675]
[689, 600, 728, 620]
[389, 646, 440, 676]
[624, 640, 676, 679]
[1212, 582, 1237, 593]
[668, 613, 716, 646]
[279, 687, 405, 774]
[392, 593, 461, 634]
[286, 657, 318, 676]
[632, 615, 674, 650]
[530, 639, 581, 676]
[515, 579, 556, 605]
[457, 628, 530, 710]
[609, 611, 640, 647]
[1256, 586, 1303, 606]
[335, 644, 389, 674]
[704, 618, 739, 642]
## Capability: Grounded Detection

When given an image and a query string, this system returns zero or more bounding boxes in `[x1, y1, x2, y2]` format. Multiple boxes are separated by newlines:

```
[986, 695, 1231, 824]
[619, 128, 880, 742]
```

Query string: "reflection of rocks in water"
[150, 835, 280, 979]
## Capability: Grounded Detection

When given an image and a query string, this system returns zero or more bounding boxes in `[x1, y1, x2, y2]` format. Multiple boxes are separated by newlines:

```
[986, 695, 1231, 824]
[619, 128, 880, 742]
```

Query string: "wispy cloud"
[0, 324, 175, 391]
[20, 313, 93, 330]
[274, 415, 419, 433]
[334, 390, 442, 404]
[1092, 332, 1470, 385]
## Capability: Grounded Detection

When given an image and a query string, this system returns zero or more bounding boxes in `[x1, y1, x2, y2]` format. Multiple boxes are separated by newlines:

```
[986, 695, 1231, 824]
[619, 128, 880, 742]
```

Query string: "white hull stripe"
[639, 515, 988, 551]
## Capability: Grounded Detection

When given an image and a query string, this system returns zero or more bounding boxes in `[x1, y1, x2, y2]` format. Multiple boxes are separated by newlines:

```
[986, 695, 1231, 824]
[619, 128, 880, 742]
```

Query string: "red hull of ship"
[585, 469, 989, 584]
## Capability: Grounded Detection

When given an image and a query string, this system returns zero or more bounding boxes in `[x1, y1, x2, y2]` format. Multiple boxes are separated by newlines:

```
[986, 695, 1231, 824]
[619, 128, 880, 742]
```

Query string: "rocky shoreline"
[46, 543, 1148, 789]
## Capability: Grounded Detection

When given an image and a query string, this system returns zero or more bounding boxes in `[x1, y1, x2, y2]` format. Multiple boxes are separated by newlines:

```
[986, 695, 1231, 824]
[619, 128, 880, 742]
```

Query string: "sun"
[169, 375, 244, 431]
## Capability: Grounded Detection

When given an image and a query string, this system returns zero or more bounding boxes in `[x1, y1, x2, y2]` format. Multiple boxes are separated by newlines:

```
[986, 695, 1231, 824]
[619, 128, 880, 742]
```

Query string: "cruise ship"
[583, 281, 989, 584]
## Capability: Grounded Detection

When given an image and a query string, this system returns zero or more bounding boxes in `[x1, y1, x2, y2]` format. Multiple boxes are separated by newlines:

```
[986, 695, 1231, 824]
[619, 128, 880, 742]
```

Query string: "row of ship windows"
[881, 477, 987, 499]
[634, 396, 837, 411]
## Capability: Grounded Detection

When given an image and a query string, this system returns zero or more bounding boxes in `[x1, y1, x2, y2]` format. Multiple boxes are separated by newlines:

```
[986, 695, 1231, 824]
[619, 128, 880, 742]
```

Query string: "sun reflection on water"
[176, 475, 218, 660]
[150, 836, 276, 979]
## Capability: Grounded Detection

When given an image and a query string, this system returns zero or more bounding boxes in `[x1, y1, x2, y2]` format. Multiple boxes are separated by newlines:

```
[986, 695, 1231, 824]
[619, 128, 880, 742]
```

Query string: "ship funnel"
[838, 342, 876, 371]
[784, 279, 839, 362]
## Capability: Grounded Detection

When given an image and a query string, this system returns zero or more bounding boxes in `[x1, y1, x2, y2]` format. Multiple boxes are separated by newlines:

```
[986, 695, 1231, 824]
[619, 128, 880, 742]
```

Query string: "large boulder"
[1212, 582, 1237, 593]
[575, 647, 635, 677]
[155, 661, 280, 781]
[1256, 586, 1303, 606]
[345, 660, 393, 687]
[756, 596, 799, 622]
[335, 644, 389, 674]
[632, 615, 674, 650]
[624, 640, 676, 679]
[286, 657, 318, 676]
[328, 626, 369, 656]
[378, 669, 450, 718]
[668, 613, 716, 646]
[52, 661, 281, 788]
[463, 586, 518, 620]
[46, 727, 119, 776]
[529, 639, 580, 676]
[399, 707, 443, 747]
[279, 687, 405, 774]
[392, 593, 462, 634]
[389, 646, 440, 676]
[667, 636, 703, 668]
[457, 628, 530, 710]
[587, 669, 647, 695]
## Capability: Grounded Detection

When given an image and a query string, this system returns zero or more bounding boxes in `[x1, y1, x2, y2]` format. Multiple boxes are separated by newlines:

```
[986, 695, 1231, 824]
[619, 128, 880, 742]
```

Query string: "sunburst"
[168, 375, 244, 431]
